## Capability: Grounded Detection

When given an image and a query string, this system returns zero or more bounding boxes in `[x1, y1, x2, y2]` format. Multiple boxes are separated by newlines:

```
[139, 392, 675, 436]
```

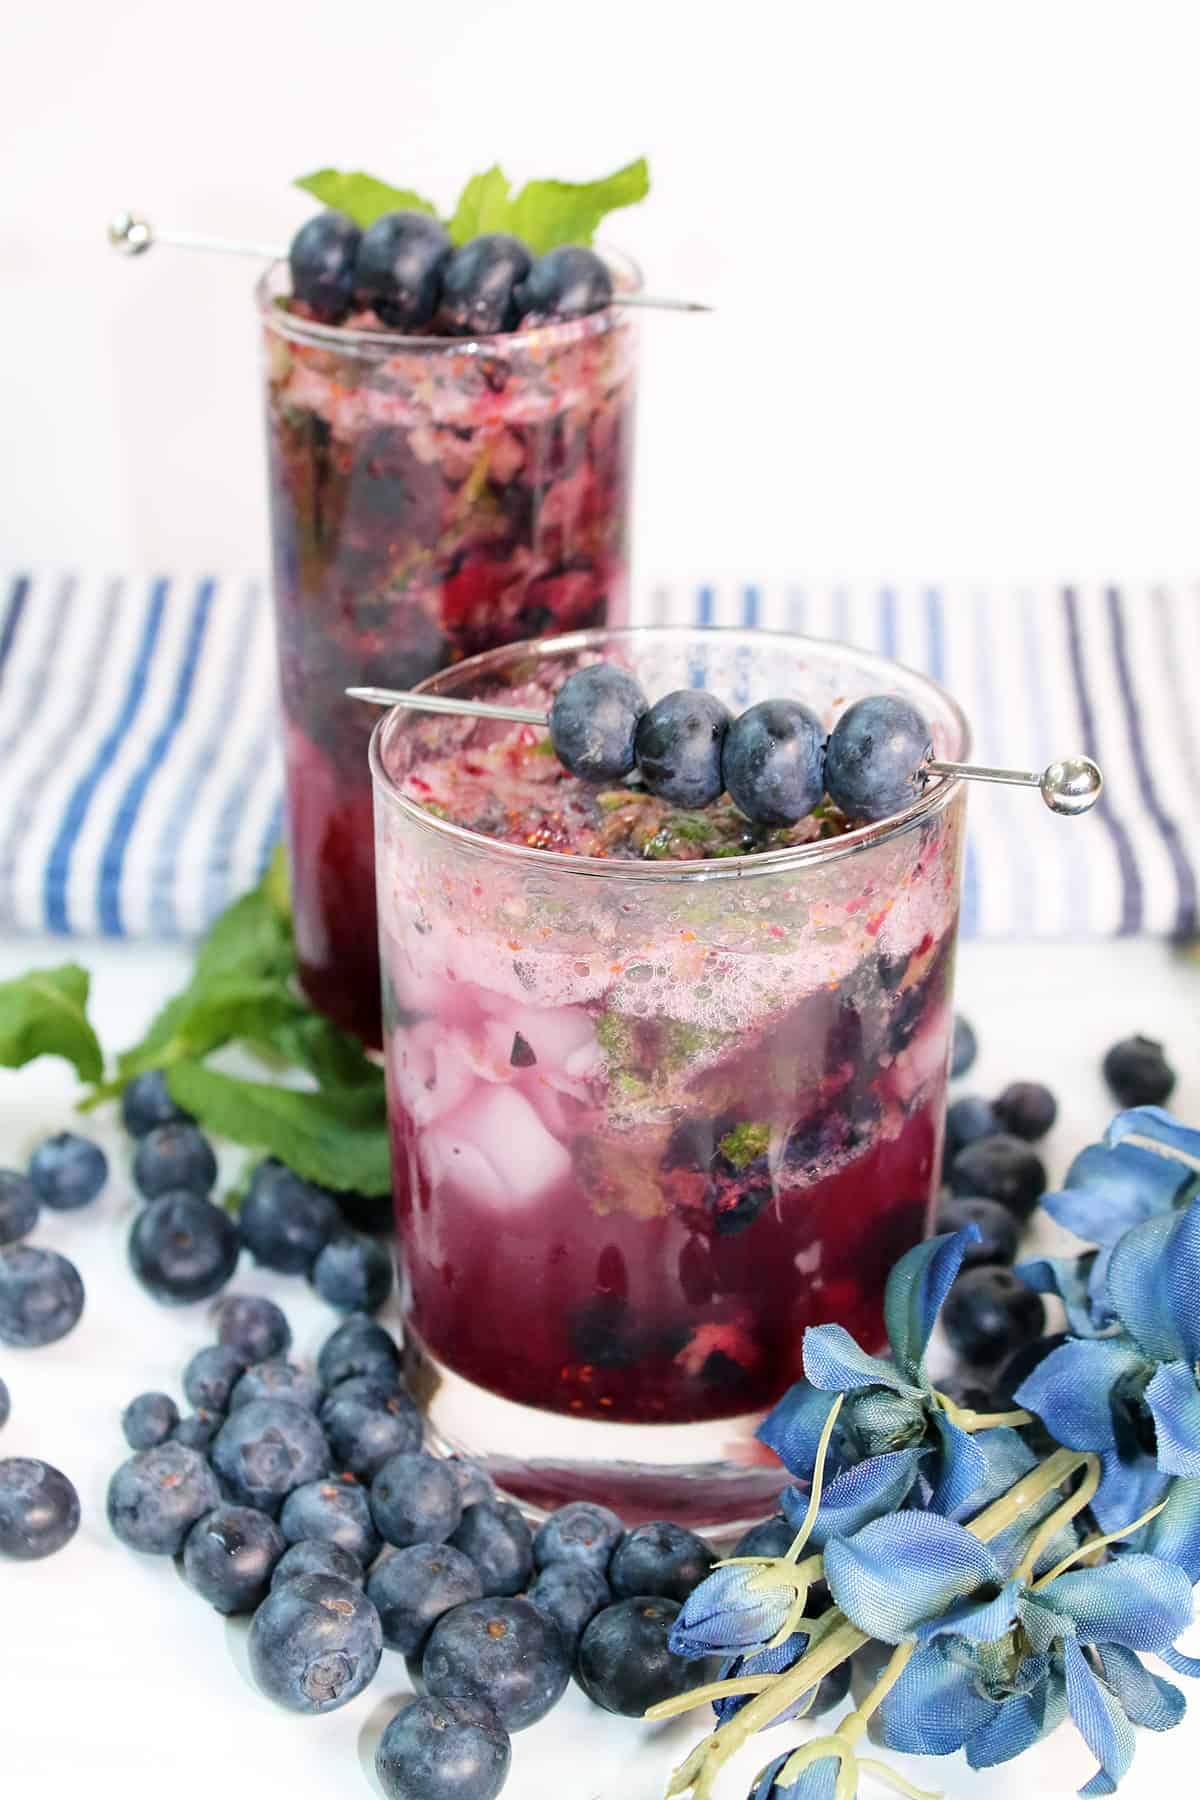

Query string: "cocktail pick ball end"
[1040, 756, 1103, 815]
[108, 211, 154, 256]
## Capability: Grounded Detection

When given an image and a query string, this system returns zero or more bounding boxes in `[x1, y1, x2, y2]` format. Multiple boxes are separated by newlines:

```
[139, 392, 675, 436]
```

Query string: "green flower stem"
[932, 1389, 1034, 1432]
[656, 1447, 1090, 1799]
[837, 1641, 917, 1745]
[785, 1393, 844, 1562]
[1032, 1495, 1170, 1589]
[1013, 1454, 1100, 1584]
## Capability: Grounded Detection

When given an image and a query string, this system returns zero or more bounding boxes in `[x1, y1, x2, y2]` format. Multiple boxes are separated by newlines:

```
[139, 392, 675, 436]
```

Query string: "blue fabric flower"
[670, 1561, 800, 1659]
[824, 1509, 1196, 1796]
[758, 1227, 995, 1542]
[1017, 1196, 1200, 1526]
[713, 1631, 812, 1726]
[748, 1751, 839, 1800]
[1022, 1108, 1199, 1335]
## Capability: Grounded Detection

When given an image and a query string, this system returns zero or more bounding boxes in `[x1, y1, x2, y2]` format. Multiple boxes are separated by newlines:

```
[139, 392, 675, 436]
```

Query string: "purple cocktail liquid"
[372, 630, 969, 1526]
[259, 264, 637, 1044]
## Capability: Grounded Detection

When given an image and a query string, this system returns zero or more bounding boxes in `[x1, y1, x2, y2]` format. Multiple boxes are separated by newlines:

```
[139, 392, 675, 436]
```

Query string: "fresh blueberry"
[331, 1186, 393, 1236]
[27, 1132, 107, 1211]
[527, 1561, 611, 1655]
[230, 1359, 322, 1414]
[515, 245, 614, 322]
[319, 1376, 422, 1480]
[634, 690, 731, 809]
[576, 1596, 713, 1716]
[0, 1377, 9, 1430]
[0, 1457, 80, 1559]
[731, 1514, 794, 1560]
[448, 1500, 533, 1597]
[0, 1171, 39, 1246]
[444, 1457, 496, 1509]
[107, 1442, 220, 1554]
[371, 1451, 462, 1549]
[311, 1232, 393, 1314]
[368, 1542, 483, 1654]
[317, 1313, 402, 1389]
[272, 1538, 364, 1591]
[171, 1409, 224, 1452]
[289, 210, 362, 323]
[722, 700, 826, 827]
[183, 1343, 246, 1413]
[945, 1096, 1001, 1160]
[533, 1501, 624, 1574]
[441, 233, 533, 337]
[823, 694, 932, 821]
[128, 1192, 239, 1304]
[215, 1295, 292, 1362]
[376, 1694, 511, 1800]
[607, 1520, 715, 1603]
[948, 1134, 1047, 1221]
[356, 211, 452, 330]
[184, 1503, 286, 1613]
[942, 1267, 1047, 1368]
[423, 1595, 570, 1730]
[950, 1014, 978, 1078]
[993, 1081, 1058, 1143]
[935, 1196, 1019, 1268]
[279, 1474, 381, 1566]
[548, 663, 648, 783]
[132, 1122, 217, 1200]
[211, 1399, 331, 1514]
[239, 1160, 340, 1275]
[121, 1069, 193, 1138]
[121, 1391, 179, 1450]
[1103, 1035, 1176, 1108]
[0, 1245, 85, 1346]
[247, 1571, 382, 1713]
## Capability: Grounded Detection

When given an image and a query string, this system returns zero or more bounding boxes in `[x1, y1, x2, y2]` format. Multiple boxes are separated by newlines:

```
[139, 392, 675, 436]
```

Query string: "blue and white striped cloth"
[1, 571, 1197, 941]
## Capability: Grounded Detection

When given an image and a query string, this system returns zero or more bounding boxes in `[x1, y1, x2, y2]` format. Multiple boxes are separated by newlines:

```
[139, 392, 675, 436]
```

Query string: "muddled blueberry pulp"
[378, 662, 966, 1437]
[263, 262, 636, 1045]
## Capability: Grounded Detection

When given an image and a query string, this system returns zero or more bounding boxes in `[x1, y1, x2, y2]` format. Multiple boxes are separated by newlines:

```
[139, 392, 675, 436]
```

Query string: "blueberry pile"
[932, 1020, 1178, 1383]
[101, 1298, 719, 1799]
[545, 664, 937, 829]
[290, 210, 618, 335]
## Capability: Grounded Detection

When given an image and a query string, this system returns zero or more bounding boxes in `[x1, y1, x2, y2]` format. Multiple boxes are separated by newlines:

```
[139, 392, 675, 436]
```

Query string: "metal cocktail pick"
[346, 685, 1105, 816]
[105, 210, 712, 314]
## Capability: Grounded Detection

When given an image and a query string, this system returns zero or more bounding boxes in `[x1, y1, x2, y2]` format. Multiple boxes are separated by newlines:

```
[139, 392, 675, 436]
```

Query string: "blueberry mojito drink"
[372, 628, 969, 1526]
[261, 161, 646, 1042]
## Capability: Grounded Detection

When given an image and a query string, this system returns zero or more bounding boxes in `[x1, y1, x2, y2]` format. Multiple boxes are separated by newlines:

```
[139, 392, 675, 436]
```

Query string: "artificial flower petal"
[1014, 1338, 1151, 1453]
[1044, 1141, 1191, 1247]
[927, 1410, 989, 1517]
[782, 1448, 925, 1551]
[1092, 1452, 1170, 1536]
[669, 1562, 794, 1660]
[964, 1672, 1069, 1769]
[1062, 1636, 1137, 1797]
[713, 1631, 810, 1724]
[1045, 1554, 1195, 1653]
[1105, 1211, 1187, 1364]
[914, 1580, 1023, 1647]
[1017, 1253, 1109, 1338]
[880, 1641, 995, 1755]
[750, 1752, 840, 1800]
[758, 1380, 849, 1481]
[802, 1324, 915, 1396]
[884, 1226, 978, 1386]
[824, 1510, 1005, 1644]
[1145, 1360, 1200, 1477]
[1137, 1475, 1200, 1581]
[1105, 1106, 1200, 1164]
[1094, 1644, 1186, 1731]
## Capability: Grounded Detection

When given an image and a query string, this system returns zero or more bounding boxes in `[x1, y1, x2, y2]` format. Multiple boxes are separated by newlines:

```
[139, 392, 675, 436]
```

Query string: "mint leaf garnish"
[718, 1122, 771, 1170]
[165, 1061, 390, 1196]
[505, 157, 650, 253]
[446, 165, 514, 245]
[0, 963, 103, 1082]
[294, 169, 439, 229]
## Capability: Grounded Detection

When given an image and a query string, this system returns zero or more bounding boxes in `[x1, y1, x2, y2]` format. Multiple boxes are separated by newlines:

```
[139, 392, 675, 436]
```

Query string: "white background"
[2, 935, 1200, 1800]
[7, 0, 1200, 587]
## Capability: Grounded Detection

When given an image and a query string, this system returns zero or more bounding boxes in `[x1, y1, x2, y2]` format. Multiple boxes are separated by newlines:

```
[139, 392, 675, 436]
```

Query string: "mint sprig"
[0, 963, 103, 1083]
[294, 156, 650, 252]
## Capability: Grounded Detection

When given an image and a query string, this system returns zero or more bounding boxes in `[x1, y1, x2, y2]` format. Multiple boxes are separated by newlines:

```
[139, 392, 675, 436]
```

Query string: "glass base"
[405, 1335, 789, 1538]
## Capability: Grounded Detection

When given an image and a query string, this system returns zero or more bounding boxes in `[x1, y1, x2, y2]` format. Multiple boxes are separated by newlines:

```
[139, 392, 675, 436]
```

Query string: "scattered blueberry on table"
[310, 1231, 393, 1314]
[422, 1596, 570, 1730]
[319, 1375, 422, 1480]
[171, 1408, 224, 1452]
[576, 1595, 714, 1716]
[183, 1502, 287, 1615]
[183, 1343, 246, 1413]
[27, 1132, 108, 1211]
[216, 1295, 292, 1362]
[230, 1358, 323, 1414]
[935, 1195, 1019, 1269]
[1103, 1033, 1177, 1107]
[210, 1398, 331, 1514]
[121, 1068, 194, 1138]
[247, 1570, 383, 1713]
[448, 1500, 534, 1598]
[239, 1160, 340, 1276]
[371, 1450, 462, 1549]
[608, 1518, 715, 1603]
[525, 1561, 612, 1656]
[317, 1313, 402, 1389]
[0, 1376, 9, 1431]
[107, 1441, 221, 1555]
[0, 1456, 80, 1560]
[0, 1170, 40, 1247]
[947, 1133, 1046, 1220]
[375, 1694, 512, 1800]
[941, 1266, 1048, 1367]
[367, 1541, 484, 1655]
[121, 1391, 179, 1450]
[532, 1498, 624, 1574]
[0, 1244, 85, 1347]
[279, 1473, 381, 1566]
[272, 1537, 365, 1592]
[132, 1121, 218, 1200]
[128, 1192, 240, 1304]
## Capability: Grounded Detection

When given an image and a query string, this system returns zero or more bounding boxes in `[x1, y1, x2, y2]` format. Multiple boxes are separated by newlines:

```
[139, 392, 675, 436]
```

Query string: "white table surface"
[1, 932, 1198, 1800]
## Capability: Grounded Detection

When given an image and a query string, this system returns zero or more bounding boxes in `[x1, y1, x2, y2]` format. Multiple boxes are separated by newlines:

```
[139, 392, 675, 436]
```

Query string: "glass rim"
[369, 625, 973, 884]
[256, 240, 643, 357]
